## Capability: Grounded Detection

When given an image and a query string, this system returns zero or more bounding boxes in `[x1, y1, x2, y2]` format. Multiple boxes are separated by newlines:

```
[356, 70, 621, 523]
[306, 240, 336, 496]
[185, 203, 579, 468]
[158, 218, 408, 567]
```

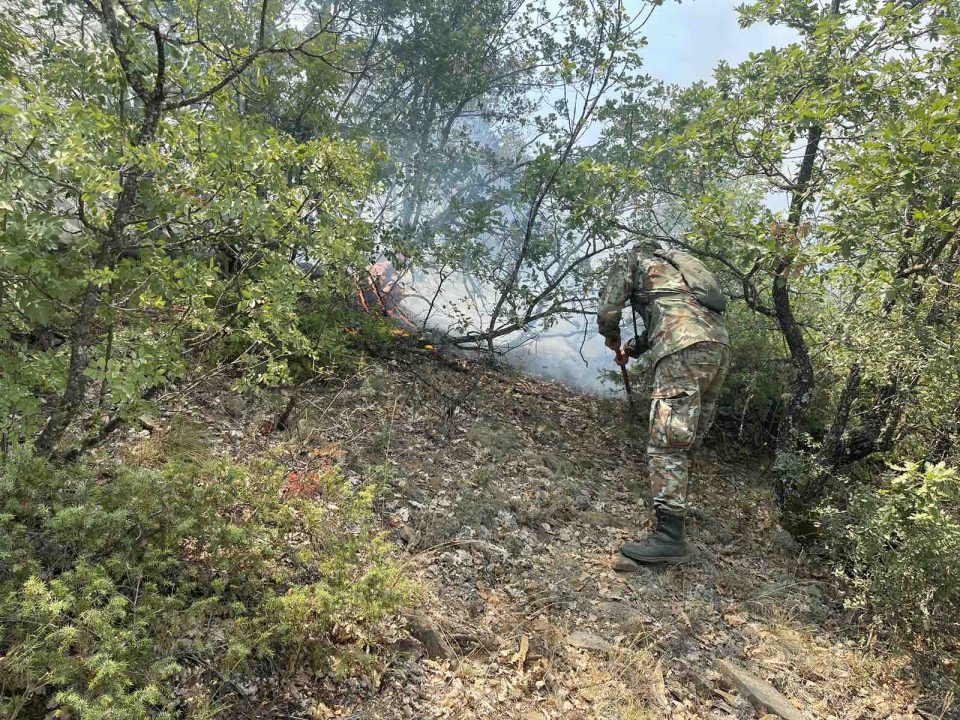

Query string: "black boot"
[620, 509, 690, 565]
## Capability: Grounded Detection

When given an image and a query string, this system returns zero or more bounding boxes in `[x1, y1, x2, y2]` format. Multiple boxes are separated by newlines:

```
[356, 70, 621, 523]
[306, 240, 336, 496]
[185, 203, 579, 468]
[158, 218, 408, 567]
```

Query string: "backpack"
[653, 249, 728, 314]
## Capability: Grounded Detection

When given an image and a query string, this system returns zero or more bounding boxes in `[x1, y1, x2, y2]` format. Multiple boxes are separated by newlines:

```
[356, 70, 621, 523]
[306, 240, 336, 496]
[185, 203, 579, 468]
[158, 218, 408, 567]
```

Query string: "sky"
[633, 0, 797, 86]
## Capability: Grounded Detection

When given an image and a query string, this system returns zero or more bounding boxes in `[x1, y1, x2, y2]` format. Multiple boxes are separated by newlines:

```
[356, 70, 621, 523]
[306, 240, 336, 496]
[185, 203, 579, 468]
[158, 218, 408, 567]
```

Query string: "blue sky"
[634, 0, 797, 86]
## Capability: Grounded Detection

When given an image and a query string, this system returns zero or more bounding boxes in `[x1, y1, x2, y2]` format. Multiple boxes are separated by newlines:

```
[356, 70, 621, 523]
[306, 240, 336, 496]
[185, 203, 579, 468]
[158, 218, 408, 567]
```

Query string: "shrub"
[828, 462, 960, 662]
[717, 303, 793, 447]
[291, 301, 405, 378]
[0, 452, 407, 718]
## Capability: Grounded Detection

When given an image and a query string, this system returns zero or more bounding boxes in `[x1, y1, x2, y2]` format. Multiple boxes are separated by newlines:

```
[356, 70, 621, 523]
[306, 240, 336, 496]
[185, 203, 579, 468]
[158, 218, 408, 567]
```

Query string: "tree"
[311, 0, 655, 351]
[596, 0, 960, 516]
[0, 0, 373, 455]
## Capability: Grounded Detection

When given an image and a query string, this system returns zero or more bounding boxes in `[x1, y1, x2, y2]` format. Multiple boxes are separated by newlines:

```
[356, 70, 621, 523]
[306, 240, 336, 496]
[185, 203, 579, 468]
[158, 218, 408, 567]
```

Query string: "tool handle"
[615, 351, 633, 401]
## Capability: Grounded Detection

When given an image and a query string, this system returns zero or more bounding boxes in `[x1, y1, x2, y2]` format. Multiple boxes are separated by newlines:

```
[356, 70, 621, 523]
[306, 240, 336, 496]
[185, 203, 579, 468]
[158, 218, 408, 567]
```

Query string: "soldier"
[597, 244, 730, 564]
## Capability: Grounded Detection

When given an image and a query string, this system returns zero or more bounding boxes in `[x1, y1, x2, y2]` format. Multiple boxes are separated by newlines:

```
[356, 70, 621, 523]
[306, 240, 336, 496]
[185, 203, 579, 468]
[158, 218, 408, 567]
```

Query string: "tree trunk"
[35, 242, 112, 455]
[772, 125, 822, 507]
[819, 362, 861, 466]
[826, 198, 959, 473]
[35, 76, 164, 455]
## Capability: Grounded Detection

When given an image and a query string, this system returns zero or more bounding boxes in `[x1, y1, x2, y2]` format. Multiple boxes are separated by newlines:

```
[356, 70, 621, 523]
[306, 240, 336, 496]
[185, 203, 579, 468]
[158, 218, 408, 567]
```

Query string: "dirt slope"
[158, 344, 935, 719]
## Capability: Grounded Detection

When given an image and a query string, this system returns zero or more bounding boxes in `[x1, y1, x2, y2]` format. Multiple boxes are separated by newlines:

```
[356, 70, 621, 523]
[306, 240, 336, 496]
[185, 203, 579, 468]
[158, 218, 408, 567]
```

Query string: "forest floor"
[131, 340, 946, 720]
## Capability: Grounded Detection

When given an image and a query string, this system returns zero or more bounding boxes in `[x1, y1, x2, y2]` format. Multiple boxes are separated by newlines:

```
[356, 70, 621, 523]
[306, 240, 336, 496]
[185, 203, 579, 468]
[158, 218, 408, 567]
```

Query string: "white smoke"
[394, 266, 634, 396]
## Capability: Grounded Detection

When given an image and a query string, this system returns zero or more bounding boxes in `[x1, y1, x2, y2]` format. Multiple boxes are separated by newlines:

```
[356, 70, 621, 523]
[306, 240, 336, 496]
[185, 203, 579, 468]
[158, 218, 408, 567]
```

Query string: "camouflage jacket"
[597, 247, 730, 366]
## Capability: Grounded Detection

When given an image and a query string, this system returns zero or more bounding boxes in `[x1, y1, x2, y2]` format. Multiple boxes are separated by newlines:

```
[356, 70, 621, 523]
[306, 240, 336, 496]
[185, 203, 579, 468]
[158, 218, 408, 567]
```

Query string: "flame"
[283, 444, 344, 499]
[354, 261, 416, 327]
[355, 281, 373, 312]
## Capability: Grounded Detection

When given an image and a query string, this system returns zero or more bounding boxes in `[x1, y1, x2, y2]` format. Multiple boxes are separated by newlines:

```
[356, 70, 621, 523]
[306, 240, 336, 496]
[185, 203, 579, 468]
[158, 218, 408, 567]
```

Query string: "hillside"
[6, 0, 960, 717]
[128, 343, 934, 720]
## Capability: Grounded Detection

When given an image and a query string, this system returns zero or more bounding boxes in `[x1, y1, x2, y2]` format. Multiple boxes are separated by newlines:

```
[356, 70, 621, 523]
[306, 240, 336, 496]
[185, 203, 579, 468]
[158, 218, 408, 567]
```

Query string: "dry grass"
[141, 348, 948, 719]
[122, 415, 210, 466]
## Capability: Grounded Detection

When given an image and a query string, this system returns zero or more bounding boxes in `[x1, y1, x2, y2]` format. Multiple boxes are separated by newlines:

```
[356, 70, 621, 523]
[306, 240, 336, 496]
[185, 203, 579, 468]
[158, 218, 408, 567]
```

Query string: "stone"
[566, 630, 614, 653]
[768, 524, 800, 553]
[717, 660, 804, 720]
[222, 394, 246, 418]
[610, 553, 643, 572]
[397, 525, 418, 546]
[572, 492, 593, 511]
[405, 613, 456, 660]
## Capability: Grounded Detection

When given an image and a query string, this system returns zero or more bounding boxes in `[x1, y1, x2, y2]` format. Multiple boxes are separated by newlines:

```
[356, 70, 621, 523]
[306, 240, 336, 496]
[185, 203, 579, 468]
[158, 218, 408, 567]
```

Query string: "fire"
[354, 255, 414, 326]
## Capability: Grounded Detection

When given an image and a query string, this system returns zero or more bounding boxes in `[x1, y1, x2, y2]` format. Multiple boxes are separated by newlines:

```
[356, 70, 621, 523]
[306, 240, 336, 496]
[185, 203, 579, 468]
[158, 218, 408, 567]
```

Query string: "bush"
[717, 303, 793, 447]
[291, 301, 405, 377]
[828, 462, 960, 662]
[0, 452, 407, 718]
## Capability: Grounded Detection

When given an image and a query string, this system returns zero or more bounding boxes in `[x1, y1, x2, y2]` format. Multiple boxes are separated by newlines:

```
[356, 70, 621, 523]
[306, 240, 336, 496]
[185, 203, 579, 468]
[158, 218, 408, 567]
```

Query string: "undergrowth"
[822, 462, 960, 684]
[0, 451, 408, 719]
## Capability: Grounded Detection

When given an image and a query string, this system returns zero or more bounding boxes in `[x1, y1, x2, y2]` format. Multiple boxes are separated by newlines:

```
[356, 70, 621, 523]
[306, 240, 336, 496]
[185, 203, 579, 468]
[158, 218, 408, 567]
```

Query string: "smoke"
[503, 320, 621, 395]
[392, 265, 633, 396]
[360, 31, 640, 395]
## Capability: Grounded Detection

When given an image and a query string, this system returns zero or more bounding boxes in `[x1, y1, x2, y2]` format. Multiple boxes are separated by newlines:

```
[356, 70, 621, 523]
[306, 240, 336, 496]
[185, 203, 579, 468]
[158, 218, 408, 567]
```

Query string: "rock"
[572, 492, 593, 511]
[222, 394, 246, 418]
[397, 525, 418, 546]
[475, 540, 509, 564]
[405, 613, 456, 660]
[137, 414, 159, 431]
[440, 548, 473, 568]
[566, 630, 614, 653]
[611, 553, 643, 572]
[769, 524, 800, 552]
[717, 660, 804, 720]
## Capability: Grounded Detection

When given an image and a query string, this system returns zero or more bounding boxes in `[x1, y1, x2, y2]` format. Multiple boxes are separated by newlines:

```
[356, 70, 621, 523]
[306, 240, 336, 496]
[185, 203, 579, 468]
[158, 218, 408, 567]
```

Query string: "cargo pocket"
[649, 387, 700, 449]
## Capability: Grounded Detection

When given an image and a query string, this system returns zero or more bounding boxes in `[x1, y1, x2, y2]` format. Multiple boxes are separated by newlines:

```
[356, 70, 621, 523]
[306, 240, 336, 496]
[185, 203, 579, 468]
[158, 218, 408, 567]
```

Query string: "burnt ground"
[126, 342, 947, 720]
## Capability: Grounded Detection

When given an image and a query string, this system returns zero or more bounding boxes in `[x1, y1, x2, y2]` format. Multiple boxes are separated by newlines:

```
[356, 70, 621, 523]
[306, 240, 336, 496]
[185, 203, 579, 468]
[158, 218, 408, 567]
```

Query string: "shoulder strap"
[652, 249, 685, 278]
[651, 249, 727, 314]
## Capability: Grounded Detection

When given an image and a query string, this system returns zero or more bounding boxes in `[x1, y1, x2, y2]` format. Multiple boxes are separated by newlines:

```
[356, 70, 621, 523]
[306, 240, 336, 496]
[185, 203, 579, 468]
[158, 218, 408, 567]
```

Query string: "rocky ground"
[127, 341, 947, 720]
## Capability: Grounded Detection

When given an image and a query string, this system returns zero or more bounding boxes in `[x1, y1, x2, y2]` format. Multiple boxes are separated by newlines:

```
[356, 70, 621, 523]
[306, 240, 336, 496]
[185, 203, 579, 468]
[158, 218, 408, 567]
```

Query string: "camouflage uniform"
[598, 247, 730, 516]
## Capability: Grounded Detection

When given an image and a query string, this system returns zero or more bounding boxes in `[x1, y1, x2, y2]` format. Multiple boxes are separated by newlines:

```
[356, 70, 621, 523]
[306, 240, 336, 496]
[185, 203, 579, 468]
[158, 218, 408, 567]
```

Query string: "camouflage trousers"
[647, 342, 731, 516]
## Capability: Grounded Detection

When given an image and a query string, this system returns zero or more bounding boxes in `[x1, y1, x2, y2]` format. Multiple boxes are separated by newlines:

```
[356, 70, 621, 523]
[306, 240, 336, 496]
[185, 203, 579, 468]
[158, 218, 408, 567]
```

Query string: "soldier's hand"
[625, 334, 649, 359]
[604, 335, 621, 352]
